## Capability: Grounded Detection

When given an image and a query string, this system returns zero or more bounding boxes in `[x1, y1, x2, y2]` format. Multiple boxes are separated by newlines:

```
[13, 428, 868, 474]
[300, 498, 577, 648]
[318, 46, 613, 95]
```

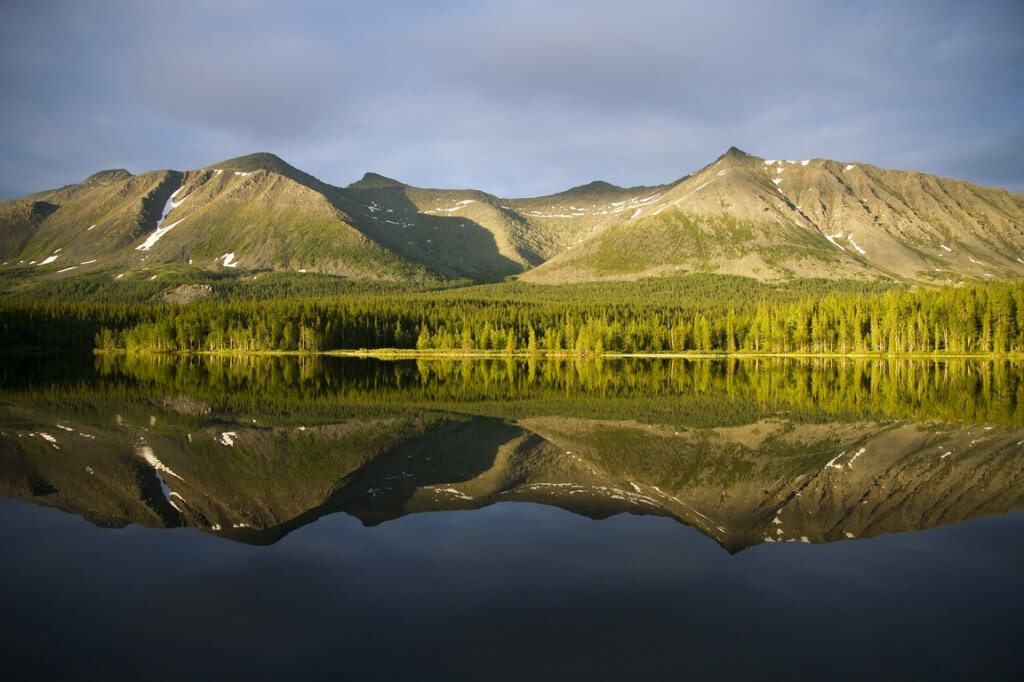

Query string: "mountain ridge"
[2, 147, 1022, 285]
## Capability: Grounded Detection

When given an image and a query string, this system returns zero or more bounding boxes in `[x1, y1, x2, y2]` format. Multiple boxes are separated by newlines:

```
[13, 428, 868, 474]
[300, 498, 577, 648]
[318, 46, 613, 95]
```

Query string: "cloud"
[0, 0, 1021, 199]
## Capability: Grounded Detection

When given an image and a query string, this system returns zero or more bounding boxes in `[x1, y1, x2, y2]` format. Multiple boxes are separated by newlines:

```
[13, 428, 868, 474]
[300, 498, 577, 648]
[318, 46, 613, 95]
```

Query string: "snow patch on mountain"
[136, 219, 184, 251]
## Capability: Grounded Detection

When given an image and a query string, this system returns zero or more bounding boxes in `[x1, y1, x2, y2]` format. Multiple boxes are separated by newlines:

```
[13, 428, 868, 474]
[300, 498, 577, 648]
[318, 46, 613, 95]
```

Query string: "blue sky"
[1, 0, 1021, 199]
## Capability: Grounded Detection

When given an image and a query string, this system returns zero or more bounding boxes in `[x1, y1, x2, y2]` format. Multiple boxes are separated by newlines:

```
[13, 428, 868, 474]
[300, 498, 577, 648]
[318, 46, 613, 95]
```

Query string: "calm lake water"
[2, 355, 1023, 680]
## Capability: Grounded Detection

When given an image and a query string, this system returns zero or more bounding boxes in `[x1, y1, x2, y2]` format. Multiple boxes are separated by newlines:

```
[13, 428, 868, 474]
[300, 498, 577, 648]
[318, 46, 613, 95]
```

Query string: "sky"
[1, 0, 1021, 200]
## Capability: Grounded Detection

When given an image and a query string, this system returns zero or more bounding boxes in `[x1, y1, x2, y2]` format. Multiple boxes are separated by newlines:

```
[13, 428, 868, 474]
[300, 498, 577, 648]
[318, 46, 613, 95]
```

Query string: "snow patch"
[57, 266, 77, 273]
[136, 219, 184, 251]
[86, 224, 96, 231]
[523, 211, 583, 219]
[37, 255, 58, 266]
[847, 235, 867, 255]
[219, 431, 237, 446]
[826, 234, 846, 251]
[825, 452, 846, 469]
[432, 487, 473, 500]
[80, 259, 96, 265]
[940, 244, 953, 252]
[219, 253, 238, 268]
[424, 199, 477, 214]
[614, 194, 661, 214]
[844, 164, 856, 171]
[38, 433, 60, 449]
[801, 160, 810, 166]
[154, 186, 188, 231]
[137, 445, 182, 480]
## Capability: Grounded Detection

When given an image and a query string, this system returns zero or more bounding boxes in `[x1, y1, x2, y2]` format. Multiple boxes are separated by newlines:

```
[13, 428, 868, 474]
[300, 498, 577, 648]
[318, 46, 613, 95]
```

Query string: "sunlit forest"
[2, 276, 1022, 356]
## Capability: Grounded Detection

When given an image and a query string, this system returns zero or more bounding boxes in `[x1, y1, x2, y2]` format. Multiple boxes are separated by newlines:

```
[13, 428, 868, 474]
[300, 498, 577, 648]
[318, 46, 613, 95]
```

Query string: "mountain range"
[3, 403, 1022, 553]
[2, 148, 1023, 284]
[3, 352, 1023, 552]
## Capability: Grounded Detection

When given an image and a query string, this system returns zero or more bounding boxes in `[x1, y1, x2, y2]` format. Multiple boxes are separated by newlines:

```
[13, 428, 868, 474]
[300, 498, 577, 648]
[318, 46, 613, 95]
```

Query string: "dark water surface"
[2, 355, 1023, 680]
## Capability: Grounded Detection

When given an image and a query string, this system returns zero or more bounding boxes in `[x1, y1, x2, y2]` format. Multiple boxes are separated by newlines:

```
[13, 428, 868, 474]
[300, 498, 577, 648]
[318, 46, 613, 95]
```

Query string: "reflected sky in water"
[2, 496, 1023, 681]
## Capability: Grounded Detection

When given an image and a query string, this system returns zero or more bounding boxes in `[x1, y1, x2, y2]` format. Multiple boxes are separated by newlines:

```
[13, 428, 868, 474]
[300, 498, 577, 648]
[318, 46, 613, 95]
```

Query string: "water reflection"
[1, 354, 1022, 551]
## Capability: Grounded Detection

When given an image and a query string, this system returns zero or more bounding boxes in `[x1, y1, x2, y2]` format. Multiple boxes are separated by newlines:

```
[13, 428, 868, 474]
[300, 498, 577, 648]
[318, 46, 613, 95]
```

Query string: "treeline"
[87, 280, 1024, 355]
[3, 278, 1023, 355]
[1, 267, 454, 304]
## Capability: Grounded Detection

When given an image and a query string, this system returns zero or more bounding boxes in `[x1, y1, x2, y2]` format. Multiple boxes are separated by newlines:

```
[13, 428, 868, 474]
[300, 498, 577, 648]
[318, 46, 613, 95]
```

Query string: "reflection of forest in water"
[32, 352, 1024, 426]
[1, 354, 1023, 551]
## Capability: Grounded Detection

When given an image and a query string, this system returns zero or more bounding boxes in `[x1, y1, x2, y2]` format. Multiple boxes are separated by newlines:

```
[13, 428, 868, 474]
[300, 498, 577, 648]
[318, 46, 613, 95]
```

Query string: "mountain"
[2, 147, 1023, 285]
[521, 147, 1024, 283]
[3, 404, 1022, 552]
[0, 153, 430, 281]
[3, 350, 1023, 551]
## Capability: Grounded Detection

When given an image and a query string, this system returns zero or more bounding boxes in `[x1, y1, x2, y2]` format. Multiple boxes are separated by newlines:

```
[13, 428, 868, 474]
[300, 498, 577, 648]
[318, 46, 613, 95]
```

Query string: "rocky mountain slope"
[2, 148, 1023, 284]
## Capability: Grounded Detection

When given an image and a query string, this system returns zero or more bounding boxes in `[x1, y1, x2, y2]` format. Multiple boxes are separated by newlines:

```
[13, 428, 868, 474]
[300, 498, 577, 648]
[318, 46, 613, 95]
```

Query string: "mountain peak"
[347, 172, 407, 190]
[210, 152, 296, 175]
[563, 180, 623, 195]
[717, 146, 760, 164]
[84, 169, 133, 184]
[207, 152, 333, 193]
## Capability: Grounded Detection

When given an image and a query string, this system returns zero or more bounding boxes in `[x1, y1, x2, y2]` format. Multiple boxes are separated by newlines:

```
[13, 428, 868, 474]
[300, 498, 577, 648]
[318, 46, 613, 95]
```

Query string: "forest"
[2, 274, 1023, 356]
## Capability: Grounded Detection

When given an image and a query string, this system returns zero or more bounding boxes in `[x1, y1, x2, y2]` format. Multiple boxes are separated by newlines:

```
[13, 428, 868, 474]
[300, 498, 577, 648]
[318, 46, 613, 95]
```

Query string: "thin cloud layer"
[0, 0, 1021, 200]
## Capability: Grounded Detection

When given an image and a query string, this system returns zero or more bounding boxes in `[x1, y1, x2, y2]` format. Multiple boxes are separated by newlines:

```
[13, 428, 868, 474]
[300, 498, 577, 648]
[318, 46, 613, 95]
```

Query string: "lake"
[2, 355, 1023, 680]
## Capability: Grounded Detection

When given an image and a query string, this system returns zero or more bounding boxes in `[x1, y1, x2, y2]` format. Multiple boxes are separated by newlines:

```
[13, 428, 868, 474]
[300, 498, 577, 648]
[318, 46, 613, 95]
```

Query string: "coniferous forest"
[2, 273, 1023, 356]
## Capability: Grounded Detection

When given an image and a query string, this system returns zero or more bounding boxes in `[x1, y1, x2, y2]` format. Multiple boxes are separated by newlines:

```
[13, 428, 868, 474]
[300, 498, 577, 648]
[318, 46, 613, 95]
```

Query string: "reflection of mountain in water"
[3, 361, 1023, 552]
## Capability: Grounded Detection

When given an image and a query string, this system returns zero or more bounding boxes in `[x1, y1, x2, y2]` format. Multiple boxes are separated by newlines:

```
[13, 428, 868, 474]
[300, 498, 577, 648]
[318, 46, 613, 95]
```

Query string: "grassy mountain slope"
[337, 175, 535, 281]
[2, 148, 1022, 286]
[522, 148, 1024, 283]
[0, 155, 433, 281]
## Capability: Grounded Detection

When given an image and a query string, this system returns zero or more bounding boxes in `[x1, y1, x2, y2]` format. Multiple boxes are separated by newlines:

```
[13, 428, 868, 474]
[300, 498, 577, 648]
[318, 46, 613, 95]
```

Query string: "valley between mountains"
[3, 147, 1023, 285]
